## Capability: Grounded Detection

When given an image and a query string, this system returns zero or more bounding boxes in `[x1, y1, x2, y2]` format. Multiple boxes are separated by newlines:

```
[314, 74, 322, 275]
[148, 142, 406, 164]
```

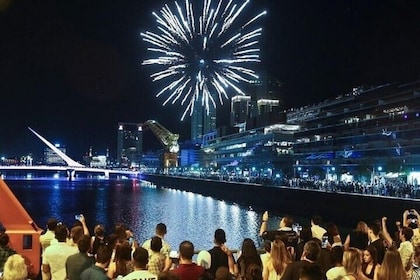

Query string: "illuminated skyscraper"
[191, 94, 217, 144]
[117, 123, 143, 168]
[231, 95, 251, 126]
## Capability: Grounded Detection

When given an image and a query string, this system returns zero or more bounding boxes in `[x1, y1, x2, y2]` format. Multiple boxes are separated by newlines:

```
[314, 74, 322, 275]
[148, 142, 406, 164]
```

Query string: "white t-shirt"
[122, 269, 157, 280]
[326, 266, 346, 280]
[42, 242, 78, 280]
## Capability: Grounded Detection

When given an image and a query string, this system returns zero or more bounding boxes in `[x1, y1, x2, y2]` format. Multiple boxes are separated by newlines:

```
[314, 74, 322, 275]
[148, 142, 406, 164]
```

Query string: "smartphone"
[321, 235, 328, 248]
[75, 214, 82, 220]
[128, 236, 134, 246]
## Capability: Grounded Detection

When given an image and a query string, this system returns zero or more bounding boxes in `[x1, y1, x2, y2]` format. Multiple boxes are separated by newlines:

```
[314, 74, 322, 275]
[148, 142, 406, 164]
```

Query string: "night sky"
[0, 0, 419, 160]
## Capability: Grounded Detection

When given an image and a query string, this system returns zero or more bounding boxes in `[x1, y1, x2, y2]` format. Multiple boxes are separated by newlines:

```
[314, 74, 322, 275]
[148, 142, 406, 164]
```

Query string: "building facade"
[117, 123, 143, 168]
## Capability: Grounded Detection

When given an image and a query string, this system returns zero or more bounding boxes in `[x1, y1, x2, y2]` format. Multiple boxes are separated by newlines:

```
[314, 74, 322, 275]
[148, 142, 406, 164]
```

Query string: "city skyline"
[0, 0, 419, 159]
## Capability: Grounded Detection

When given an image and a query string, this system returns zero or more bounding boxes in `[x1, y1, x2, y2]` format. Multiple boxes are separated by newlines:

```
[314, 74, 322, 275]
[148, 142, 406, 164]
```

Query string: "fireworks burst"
[141, 0, 266, 120]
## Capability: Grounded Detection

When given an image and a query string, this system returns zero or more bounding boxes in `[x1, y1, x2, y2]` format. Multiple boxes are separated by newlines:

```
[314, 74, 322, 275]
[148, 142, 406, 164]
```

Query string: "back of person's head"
[107, 233, 118, 249]
[132, 247, 149, 268]
[401, 226, 414, 241]
[158, 271, 180, 280]
[240, 238, 258, 258]
[197, 250, 211, 269]
[326, 223, 339, 236]
[71, 225, 84, 243]
[342, 248, 361, 276]
[330, 246, 344, 265]
[271, 239, 291, 274]
[114, 223, 127, 242]
[0, 232, 10, 246]
[2, 254, 28, 280]
[96, 246, 113, 264]
[263, 240, 271, 253]
[55, 224, 68, 242]
[215, 267, 230, 280]
[179, 240, 194, 260]
[94, 224, 105, 237]
[377, 247, 406, 280]
[156, 223, 167, 236]
[303, 240, 321, 262]
[78, 235, 92, 253]
[282, 215, 294, 227]
[311, 215, 322, 226]
[355, 221, 368, 233]
[299, 226, 313, 243]
[368, 222, 380, 236]
[298, 264, 323, 280]
[47, 218, 58, 231]
[214, 228, 226, 244]
[115, 241, 132, 261]
[151, 236, 163, 253]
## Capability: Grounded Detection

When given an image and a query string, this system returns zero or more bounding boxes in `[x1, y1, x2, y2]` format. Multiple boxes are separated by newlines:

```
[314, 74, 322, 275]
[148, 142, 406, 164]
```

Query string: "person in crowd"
[106, 233, 119, 262]
[173, 241, 205, 280]
[297, 265, 323, 280]
[2, 254, 27, 280]
[341, 247, 364, 280]
[40, 218, 58, 280]
[107, 240, 134, 279]
[344, 221, 369, 251]
[90, 224, 106, 256]
[158, 271, 180, 280]
[367, 222, 385, 264]
[148, 236, 166, 276]
[0, 232, 16, 272]
[398, 226, 414, 272]
[143, 223, 172, 271]
[374, 247, 407, 280]
[295, 226, 312, 261]
[66, 235, 95, 280]
[260, 211, 298, 256]
[42, 223, 78, 280]
[410, 244, 420, 280]
[312, 237, 332, 276]
[80, 246, 113, 280]
[262, 239, 292, 280]
[325, 246, 345, 280]
[260, 240, 271, 269]
[280, 240, 321, 280]
[361, 246, 380, 280]
[197, 250, 214, 280]
[237, 238, 263, 280]
[208, 229, 235, 276]
[215, 267, 231, 280]
[310, 215, 327, 241]
[69, 226, 84, 248]
[325, 223, 342, 247]
[122, 247, 157, 280]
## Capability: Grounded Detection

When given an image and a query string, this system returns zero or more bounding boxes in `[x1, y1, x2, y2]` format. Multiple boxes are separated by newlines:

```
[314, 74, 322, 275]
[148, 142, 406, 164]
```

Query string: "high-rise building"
[117, 123, 143, 168]
[191, 95, 217, 144]
[231, 95, 251, 126]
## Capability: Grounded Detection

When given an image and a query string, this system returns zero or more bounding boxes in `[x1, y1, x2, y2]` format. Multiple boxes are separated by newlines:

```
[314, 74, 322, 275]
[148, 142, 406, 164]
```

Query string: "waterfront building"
[288, 81, 420, 183]
[117, 123, 143, 168]
[231, 95, 251, 127]
[44, 144, 66, 166]
[201, 80, 420, 184]
[191, 96, 217, 145]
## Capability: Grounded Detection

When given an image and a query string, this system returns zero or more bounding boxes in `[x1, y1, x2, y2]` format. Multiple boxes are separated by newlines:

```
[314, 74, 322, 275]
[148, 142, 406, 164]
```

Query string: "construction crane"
[143, 120, 179, 170]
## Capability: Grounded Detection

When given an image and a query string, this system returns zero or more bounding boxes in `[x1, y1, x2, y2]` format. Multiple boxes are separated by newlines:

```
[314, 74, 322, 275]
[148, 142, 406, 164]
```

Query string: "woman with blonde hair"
[262, 239, 292, 280]
[341, 248, 363, 280]
[374, 247, 406, 280]
[2, 254, 28, 280]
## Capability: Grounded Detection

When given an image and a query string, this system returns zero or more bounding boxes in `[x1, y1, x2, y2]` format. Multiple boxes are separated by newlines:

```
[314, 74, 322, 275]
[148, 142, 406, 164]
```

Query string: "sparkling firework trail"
[141, 0, 266, 120]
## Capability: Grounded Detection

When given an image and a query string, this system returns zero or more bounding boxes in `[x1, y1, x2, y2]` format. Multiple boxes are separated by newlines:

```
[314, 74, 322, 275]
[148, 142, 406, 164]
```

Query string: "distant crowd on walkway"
[2, 209, 420, 280]
[176, 172, 419, 199]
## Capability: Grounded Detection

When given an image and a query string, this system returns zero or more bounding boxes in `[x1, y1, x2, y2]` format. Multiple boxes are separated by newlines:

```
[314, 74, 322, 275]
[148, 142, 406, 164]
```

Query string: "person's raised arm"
[381, 217, 393, 247]
[259, 211, 269, 237]
[79, 214, 90, 236]
[403, 210, 409, 227]
[221, 244, 236, 275]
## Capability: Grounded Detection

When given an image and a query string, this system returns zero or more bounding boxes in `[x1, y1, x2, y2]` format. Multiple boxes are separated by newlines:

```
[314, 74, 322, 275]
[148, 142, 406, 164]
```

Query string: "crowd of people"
[1, 209, 420, 280]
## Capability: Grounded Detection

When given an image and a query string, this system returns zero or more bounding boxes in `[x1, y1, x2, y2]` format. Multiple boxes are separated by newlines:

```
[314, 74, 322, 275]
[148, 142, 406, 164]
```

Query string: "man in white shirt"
[42, 224, 78, 280]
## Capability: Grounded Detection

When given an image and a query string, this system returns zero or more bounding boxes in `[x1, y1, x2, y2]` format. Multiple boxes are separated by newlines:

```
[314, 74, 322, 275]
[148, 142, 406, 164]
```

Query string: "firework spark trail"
[141, 0, 266, 120]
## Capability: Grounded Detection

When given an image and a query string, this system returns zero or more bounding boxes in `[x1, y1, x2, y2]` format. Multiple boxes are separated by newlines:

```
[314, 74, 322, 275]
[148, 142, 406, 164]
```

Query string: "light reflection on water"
[6, 179, 284, 251]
